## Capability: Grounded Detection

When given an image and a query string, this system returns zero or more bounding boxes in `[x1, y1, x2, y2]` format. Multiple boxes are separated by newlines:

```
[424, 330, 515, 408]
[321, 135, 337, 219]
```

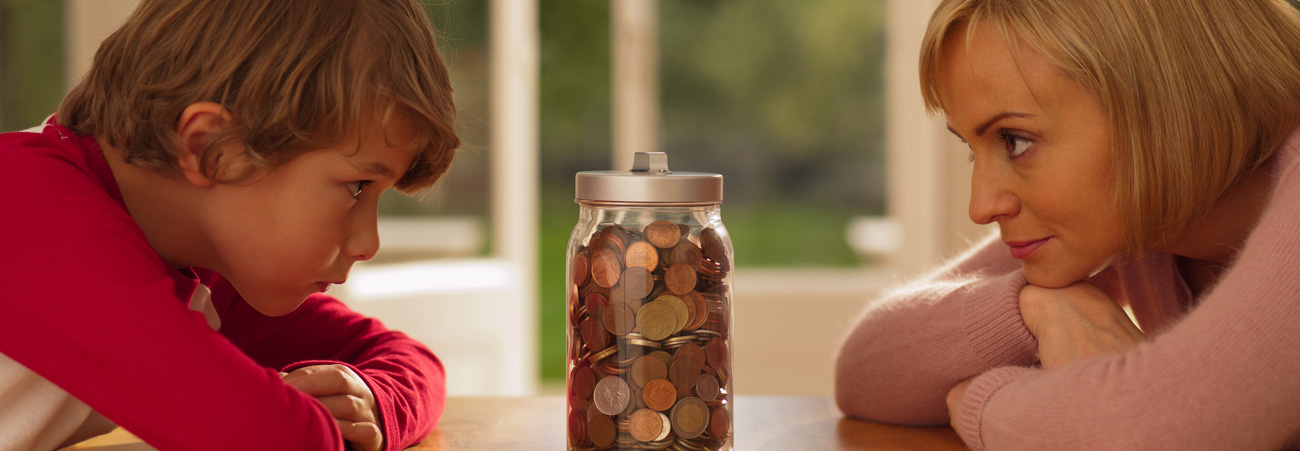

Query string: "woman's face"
[937, 21, 1125, 288]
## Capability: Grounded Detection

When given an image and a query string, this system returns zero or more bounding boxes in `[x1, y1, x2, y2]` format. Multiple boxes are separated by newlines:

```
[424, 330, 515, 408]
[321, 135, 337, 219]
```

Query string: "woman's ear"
[175, 102, 245, 187]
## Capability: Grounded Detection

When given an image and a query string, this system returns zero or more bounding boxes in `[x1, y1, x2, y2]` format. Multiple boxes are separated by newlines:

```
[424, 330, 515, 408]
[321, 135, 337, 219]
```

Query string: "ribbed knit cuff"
[957, 366, 1031, 451]
[961, 271, 1038, 366]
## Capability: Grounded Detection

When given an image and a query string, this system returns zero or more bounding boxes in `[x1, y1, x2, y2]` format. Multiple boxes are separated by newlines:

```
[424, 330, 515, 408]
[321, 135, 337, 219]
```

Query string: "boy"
[0, 1, 458, 450]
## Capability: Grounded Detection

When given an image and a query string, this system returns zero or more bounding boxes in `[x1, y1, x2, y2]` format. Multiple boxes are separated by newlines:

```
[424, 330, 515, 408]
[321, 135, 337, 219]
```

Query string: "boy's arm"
[0, 143, 346, 450]
[213, 281, 446, 451]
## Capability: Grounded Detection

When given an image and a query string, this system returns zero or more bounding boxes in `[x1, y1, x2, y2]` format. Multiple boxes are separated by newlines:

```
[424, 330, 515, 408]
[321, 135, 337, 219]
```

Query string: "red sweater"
[836, 127, 1300, 450]
[0, 121, 445, 450]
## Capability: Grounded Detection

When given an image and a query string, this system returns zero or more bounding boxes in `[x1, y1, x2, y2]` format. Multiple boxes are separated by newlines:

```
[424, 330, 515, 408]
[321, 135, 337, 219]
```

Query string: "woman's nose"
[968, 160, 1019, 225]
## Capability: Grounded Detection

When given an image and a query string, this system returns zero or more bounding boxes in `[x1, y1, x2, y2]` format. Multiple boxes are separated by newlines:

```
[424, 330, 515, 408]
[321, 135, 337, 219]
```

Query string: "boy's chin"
[243, 292, 310, 317]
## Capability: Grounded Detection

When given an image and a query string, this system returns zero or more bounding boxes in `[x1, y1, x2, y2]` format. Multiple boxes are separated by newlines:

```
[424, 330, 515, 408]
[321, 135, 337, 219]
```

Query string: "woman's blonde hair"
[58, 0, 459, 193]
[920, 0, 1300, 253]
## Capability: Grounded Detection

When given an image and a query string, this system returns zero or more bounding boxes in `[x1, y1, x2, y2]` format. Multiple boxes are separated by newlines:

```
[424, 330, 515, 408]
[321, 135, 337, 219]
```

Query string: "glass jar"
[566, 152, 733, 451]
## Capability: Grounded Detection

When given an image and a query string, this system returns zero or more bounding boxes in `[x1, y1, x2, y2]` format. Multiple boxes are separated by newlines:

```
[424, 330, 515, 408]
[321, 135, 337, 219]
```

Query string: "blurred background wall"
[1, 0, 1002, 397]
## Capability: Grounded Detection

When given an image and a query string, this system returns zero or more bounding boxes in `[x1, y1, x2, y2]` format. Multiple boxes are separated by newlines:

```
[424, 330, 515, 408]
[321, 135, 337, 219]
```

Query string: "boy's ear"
[175, 102, 241, 188]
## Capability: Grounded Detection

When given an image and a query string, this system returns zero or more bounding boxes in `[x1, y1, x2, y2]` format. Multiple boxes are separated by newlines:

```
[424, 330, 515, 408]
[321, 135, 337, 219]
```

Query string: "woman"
[835, 1, 1300, 449]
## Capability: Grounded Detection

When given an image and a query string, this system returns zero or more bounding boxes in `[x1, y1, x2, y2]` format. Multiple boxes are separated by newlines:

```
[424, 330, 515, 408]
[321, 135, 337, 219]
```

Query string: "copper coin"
[670, 396, 709, 439]
[641, 378, 677, 412]
[621, 266, 654, 300]
[664, 263, 698, 296]
[669, 240, 703, 270]
[706, 338, 728, 369]
[587, 411, 616, 448]
[709, 406, 730, 439]
[624, 240, 659, 271]
[684, 291, 709, 331]
[674, 342, 706, 376]
[568, 409, 588, 447]
[568, 390, 589, 414]
[700, 227, 726, 264]
[668, 357, 701, 391]
[656, 295, 690, 334]
[602, 301, 637, 336]
[572, 365, 596, 400]
[629, 355, 668, 388]
[644, 220, 682, 249]
[572, 252, 590, 287]
[694, 373, 720, 402]
[591, 248, 622, 288]
[593, 376, 630, 416]
[649, 351, 673, 371]
[628, 408, 671, 442]
[585, 292, 609, 321]
[636, 301, 677, 341]
[578, 318, 609, 353]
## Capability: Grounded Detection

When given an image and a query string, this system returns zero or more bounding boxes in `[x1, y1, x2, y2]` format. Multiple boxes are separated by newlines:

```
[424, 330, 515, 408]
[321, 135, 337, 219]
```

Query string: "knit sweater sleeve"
[954, 158, 1300, 450]
[834, 233, 1040, 425]
[214, 281, 446, 451]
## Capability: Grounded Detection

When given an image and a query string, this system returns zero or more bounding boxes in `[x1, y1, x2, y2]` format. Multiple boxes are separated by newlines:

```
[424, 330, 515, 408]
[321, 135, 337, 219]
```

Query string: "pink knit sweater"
[835, 128, 1300, 450]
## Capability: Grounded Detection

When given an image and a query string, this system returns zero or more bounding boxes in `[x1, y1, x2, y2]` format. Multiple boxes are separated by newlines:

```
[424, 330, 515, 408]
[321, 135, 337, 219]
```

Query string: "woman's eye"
[999, 132, 1032, 159]
[346, 180, 373, 198]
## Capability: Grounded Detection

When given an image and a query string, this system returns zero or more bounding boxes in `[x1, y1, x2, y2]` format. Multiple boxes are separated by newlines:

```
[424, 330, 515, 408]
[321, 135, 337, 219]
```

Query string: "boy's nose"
[968, 162, 1019, 225]
[346, 215, 381, 262]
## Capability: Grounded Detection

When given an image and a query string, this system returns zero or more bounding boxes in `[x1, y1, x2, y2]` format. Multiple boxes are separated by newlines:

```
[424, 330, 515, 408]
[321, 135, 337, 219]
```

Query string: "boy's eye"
[346, 180, 373, 198]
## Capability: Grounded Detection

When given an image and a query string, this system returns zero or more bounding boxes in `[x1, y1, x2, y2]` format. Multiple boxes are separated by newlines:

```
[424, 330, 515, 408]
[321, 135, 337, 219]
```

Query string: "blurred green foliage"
[0, 0, 64, 130]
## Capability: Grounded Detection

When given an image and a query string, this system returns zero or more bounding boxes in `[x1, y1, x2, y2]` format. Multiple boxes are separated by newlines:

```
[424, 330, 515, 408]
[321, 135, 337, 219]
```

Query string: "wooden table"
[64, 396, 968, 451]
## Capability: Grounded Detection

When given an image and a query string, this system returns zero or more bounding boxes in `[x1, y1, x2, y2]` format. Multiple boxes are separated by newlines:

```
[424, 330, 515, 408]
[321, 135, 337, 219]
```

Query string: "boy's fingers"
[316, 394, 375, 423]
[336, 419, 383, 451]
[283, 365, 355, 396]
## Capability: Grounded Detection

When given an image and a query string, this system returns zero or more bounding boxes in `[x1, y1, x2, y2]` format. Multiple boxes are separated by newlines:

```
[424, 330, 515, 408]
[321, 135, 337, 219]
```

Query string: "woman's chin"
[1021, 263, 1091, 289]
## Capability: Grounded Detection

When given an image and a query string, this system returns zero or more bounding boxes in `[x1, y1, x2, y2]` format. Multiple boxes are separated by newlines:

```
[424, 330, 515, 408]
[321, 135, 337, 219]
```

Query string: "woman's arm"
[835, 233, 1040, 424]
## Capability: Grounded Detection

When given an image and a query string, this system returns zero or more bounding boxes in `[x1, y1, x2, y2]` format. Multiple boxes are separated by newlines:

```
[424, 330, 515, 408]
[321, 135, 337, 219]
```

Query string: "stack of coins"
[568, 220, 732, 451]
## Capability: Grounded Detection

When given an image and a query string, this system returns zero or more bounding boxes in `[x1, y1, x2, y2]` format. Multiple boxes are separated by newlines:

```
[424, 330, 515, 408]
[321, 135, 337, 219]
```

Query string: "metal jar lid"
[575, 152, 723, 203]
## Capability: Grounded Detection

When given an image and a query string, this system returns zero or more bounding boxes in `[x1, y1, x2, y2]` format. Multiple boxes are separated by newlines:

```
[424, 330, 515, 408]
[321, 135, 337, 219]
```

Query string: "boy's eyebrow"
[354, 161, 399, 179]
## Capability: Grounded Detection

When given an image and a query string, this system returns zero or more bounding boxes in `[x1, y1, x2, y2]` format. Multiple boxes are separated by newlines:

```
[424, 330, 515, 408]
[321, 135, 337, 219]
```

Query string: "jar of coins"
[567, 152, 733, 451]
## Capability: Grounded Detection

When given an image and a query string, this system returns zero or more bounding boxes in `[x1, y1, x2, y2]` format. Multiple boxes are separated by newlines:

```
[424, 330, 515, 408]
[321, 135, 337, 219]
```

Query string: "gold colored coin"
[670, 396, 709, 439]
[644, 220, 683, 249]
[664, 263, 698, 296]
[629, 355, 668, 388]
[649, 351, 673, 371]
[657, 294, 690, 334]
[636, 301, 677, 341]
[591, 248, 622, 288]
[625, 240, 660, 271]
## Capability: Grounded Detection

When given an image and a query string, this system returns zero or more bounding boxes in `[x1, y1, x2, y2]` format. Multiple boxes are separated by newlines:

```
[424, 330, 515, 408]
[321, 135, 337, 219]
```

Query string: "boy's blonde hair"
[59, 0, 459, 193]
[919, 0, 1300, 253]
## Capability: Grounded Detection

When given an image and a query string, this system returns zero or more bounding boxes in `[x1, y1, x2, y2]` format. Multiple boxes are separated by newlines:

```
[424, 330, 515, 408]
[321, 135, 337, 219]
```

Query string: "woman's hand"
[281, 364, 384, 451]
[1019, 281, 1147, 370]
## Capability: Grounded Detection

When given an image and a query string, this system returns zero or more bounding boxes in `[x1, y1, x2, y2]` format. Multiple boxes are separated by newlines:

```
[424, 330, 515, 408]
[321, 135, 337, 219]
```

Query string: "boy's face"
[203, 117, 418, 316]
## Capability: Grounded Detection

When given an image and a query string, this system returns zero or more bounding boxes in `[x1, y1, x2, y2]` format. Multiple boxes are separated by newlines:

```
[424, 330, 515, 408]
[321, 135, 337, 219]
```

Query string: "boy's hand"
[280, 364, 384, 451]
[1019, 281, 1147, 370]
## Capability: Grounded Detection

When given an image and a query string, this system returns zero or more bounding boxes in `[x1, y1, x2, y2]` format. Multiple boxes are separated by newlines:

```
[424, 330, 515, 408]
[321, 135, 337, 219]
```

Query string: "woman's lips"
[1006, 237, 1051, 259]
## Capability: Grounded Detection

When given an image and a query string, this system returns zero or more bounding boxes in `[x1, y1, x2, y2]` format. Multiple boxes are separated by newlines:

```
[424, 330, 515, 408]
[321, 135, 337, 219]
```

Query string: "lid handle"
[630, 152, 671, 174]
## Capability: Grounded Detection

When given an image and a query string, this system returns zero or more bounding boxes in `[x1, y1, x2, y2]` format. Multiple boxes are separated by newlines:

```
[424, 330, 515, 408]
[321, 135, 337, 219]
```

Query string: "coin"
[709, 406, 730, 439]
[593, 376, 631, 416]
[665, 262, 698, 296]
[700, 227, 726, 264]
[669, 240, 702, 270]
[656, 295, 690, 334]
[684, 291, 709, 331]
[591, 248, 622, 288]
[568, 410, 588, 447]
[587, 411, 616, 448]
[625, 240, 660, 271]
[579, 317, 610, 353]
[636, 301, 677, 341]
[644, 220, 682, 249]
[706, 338, 728, 369]
[674, 342, 706, 375]
[670, 396, 709, 439]
[585, 292, 609, 321]
[572, 252, 590, 287]
[621, 266, 655, 300]
[694, 373, 720, 402]
[602, 301, 637, 336]
[641, 378, 677, 412]
[629, 408, 672, 442]
[572, 365, 596, 400]
[629, 355, 668, 388]
[669, 357, 701, 391]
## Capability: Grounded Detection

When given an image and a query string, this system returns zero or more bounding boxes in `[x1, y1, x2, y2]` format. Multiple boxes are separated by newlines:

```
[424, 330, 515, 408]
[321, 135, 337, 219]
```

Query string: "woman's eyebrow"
[973, 112, 1036, 136]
